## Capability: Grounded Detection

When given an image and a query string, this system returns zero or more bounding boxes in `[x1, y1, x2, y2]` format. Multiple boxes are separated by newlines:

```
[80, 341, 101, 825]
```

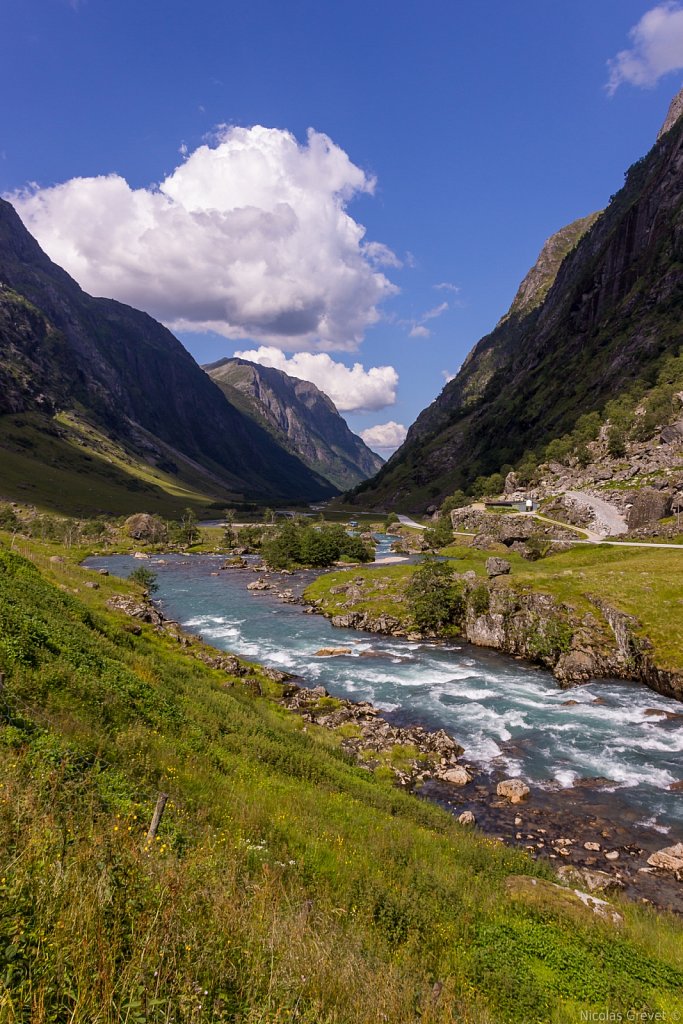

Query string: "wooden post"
[146, 792, 169, 841]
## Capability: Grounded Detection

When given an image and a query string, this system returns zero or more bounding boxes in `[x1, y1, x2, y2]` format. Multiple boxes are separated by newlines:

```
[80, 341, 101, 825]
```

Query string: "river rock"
[440, 766, 473, 786]
[315, 647, 352, 657]
[458, 810, 476, 825]
[496, 779, 530, 803]
[247, 579, 271, 591]
[486, 557, 511, 578]
[647, 842, 683, 873]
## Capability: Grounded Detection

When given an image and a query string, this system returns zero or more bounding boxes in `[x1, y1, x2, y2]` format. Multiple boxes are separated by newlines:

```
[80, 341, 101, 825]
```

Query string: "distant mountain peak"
[205, 356, 383, 491]
[657, 85, 683, 141]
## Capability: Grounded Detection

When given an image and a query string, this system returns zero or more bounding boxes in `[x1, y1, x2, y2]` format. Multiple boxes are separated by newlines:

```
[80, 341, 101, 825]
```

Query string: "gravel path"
[565, 491, 628, 537]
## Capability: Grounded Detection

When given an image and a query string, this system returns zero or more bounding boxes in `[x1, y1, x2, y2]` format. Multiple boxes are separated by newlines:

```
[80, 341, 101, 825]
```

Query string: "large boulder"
[496, 778, 530, 803]
[486, 557, 511, 578]
[124, 513, 167, 543]
[439, 765, 473, 786]
[660, 419, 683, 445]
[647, 842, 683, 873]
[627, 489, 673, 530]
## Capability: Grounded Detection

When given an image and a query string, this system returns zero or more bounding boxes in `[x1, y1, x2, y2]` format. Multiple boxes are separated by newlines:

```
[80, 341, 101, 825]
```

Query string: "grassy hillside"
[1, 538, 682, 1021]
[0, 412, 238, 517]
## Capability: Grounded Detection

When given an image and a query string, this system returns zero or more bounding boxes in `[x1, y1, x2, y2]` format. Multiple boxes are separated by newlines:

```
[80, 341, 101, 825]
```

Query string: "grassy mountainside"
[1, 538, 683, 1021]
[351, 113, 683, 510]
[206, 357, 383, 491]
[0, 201, 336, 510]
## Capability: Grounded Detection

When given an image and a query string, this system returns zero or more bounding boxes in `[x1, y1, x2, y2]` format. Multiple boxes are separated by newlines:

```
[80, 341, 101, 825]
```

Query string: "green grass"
[515, 543, 683, 671]
[308, 541, 683, 673]
[1, 537, 682, 1021]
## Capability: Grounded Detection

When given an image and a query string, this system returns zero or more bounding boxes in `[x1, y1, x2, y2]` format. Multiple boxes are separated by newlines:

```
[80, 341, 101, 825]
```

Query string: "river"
[86, 539, 683, 838]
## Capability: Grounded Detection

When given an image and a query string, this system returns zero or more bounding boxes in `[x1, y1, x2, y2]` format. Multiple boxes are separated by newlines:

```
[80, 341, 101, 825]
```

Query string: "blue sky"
[3, 0, 683, 452]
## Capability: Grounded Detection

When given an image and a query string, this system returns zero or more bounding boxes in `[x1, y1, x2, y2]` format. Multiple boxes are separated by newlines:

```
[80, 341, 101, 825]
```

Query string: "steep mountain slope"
[206, 357, 383, 490]
[352, 99, 683, 510]
[0, 200, 336, 510]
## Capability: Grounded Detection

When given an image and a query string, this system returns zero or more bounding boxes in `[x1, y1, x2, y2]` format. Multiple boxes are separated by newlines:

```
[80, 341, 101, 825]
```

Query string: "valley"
[2, 58, 683, 1024]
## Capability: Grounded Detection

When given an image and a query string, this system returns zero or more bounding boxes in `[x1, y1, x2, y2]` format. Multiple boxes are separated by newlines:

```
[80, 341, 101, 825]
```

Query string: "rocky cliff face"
[0, 200, 336, 504]
[352, 106, 683, 510]
[206, 357, 383, 491]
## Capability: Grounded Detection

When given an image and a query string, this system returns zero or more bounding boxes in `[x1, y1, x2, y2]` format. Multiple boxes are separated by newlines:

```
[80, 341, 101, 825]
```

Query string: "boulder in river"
[458, 810, 476, 825]
[440, 766, 473, 786]
[647, 842, 683, 873]
[496, 779, 530, 803]
[247, 579, 271, 591]
[315, 647, 352, 657]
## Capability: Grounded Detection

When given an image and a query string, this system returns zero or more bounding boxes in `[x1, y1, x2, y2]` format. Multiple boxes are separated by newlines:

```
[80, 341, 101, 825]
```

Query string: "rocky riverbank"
[103, 583, 682, 913]
[304, 569, 683, 703]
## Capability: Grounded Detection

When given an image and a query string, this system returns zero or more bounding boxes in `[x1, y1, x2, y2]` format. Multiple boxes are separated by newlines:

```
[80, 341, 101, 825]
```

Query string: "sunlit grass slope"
[0, 412, 238, 516]
[1, 540, 682, 1022]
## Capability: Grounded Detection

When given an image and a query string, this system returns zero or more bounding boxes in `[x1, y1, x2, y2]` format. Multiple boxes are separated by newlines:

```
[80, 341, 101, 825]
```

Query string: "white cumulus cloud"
[360, 421, 407, 454]
[233, 345, 398, 413]
[607, 2, 683, 93]
[8, 126, 398, 350]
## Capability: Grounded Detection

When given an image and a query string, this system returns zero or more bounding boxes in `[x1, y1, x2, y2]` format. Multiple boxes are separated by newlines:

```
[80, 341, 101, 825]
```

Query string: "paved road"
[397, 514, 426, 530]
[565, 490, 627, 537]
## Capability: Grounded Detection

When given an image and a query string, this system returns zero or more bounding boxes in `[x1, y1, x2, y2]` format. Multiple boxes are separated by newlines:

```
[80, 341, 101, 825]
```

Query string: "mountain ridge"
[350, 107, 683, 510]
[205, 356, 383, 491]
[0, 199, 336, 510]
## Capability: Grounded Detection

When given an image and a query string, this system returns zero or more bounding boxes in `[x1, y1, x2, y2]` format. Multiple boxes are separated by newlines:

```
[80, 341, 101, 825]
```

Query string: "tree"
[424, 517, 454, 550]
[440, 491, 467, 516]
[406, 558, 464, 633]
[129, 567, 158, 593]
[179, 507, 199, 545]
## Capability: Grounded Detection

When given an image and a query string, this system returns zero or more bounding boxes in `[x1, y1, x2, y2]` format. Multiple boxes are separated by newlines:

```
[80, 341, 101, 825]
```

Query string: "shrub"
[128, 567, 158, 593]
[406, 558, 464, 632]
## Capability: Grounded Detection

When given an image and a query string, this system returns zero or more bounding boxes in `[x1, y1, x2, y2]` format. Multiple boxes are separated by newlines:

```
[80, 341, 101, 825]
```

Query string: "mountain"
[351, 94, 683, 510]
[205, 357, 383, 491]
[0, 199, 337, 513]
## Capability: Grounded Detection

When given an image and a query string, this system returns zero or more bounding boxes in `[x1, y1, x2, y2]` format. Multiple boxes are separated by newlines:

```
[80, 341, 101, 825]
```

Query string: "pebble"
[584, 841, 601, 851]
[604, 850, 620, 861]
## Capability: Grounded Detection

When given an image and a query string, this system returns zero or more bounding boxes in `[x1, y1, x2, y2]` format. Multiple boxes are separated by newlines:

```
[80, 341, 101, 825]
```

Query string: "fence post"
[146, 792, 169, 842]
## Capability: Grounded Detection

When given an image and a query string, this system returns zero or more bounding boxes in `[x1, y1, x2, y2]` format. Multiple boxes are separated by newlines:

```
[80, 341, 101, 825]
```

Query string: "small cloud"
[607, 2, 683, 94]
[360, 420, 407, 454]
[233, 346, 398, 413]
[405, 299, 448, 338]
[179, 143, 188, 157]
[441, 369, 456, 383]
[434, 281, 460, 293]
[423, 301, 448, 321]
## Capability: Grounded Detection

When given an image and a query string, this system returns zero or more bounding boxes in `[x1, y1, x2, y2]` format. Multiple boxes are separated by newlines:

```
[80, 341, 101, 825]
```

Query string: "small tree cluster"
[405, 558, 464, 633]
[261, 521, 373, 569]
